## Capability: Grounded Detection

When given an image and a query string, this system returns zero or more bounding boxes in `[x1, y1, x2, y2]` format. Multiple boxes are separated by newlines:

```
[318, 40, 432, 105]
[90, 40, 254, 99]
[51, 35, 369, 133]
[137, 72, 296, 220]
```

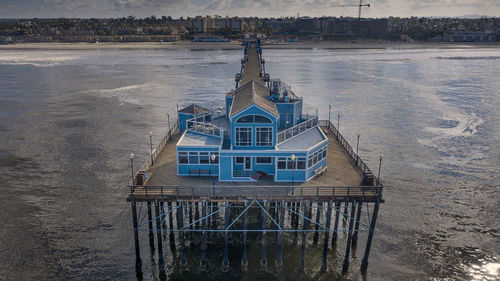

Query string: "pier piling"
[131, 199, 142, 270]
[361, 198, 381, 272]
[352, 201, 363, 247]
[223, 201, 230, 271]
[147, 202, 155, 250]
[178, 201, 187, 269]
[154, 200, 164, 267]
[321, 201, 332, 273]
[332, 201, 341, 245]
[241, 200, 248, 271]
[342, 201, 357, 274]
[261, 200, 267, 267]
[313, 202, 322, 245]
[200, 201, 207, 271]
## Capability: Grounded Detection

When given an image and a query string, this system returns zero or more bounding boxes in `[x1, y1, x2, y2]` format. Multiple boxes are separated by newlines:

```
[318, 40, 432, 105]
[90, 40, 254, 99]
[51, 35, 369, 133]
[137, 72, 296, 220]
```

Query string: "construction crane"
[332, 0, 370, 20]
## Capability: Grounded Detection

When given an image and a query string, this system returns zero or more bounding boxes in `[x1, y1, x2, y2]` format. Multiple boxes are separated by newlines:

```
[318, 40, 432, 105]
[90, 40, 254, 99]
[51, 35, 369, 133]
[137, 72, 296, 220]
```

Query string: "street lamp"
[130, 152, 135, 185]
[377, 154, 383, 186]
[149, 131, 154, 166]
[328, 104, 332, 129]
[337, 112, 340, 133]
[291, 154, 296, 196]
[211, 153, 216, 195]
[356, 131, 360, 166]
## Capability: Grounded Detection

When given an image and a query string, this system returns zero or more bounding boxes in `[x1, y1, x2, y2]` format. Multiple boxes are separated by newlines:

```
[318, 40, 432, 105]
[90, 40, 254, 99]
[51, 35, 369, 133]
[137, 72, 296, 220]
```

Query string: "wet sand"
[1, 41, 499, 50]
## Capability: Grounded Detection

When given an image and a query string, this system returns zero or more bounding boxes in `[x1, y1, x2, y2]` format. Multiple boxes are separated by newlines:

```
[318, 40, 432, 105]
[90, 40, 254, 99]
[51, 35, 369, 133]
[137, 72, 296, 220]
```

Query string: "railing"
[128, 117, 179, 186]
[187, 120, 222, 137]
[129, 184, 382, 201]
[277, 116, 318, 144]
[318, 119, 382, 190]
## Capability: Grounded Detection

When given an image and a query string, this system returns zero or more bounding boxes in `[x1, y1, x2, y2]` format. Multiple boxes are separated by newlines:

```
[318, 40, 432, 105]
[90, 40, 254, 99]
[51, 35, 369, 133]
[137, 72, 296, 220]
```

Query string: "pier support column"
[332, 201, 341, 246]
[321, 201, 332, 273]
[342, 200, 349, 228]
[200, 201, 207, 271]
[195, 202, 200, 228]
[352, 201, 363, 247]
[261, 200, 267, 267]
[293, 202, 300, 244]
[167, 202, 175, 245]
[154, 200, 164, 267]
[342, 201, 357, 275]
[178, 201, 187, 269]
[277, 200, 285, 267]
[299, 201, 310, 272]
[361, 199, 381, 272]
[242, 200, 248, 271]
[131, 199, 142, 270]
[189, 202, 194, 242]
[161, 202, 166, 230]
[223, 201, 230, 271]
[147, 202, 155, 250]
[207, 202, 212, 243]
[313, 202, 322, 245]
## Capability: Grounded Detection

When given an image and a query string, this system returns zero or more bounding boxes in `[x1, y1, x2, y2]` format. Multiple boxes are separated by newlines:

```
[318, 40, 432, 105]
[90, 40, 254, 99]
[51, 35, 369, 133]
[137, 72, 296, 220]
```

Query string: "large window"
[236, 115, 272, 124]
[235, 127, 252, 146]
[277, 157, 306, 170]
[308, 146, 327, 167]
[256, 127, 273, 146]
[178, 151, 218, 164]
[178, 152, 188, 164]
[256, 157, 273, 164]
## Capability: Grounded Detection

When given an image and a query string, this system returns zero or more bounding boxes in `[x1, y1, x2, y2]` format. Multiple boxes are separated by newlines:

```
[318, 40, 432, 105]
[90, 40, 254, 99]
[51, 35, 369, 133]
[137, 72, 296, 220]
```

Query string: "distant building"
[191, 16, 207, 33]
[448, 31, 496, 42]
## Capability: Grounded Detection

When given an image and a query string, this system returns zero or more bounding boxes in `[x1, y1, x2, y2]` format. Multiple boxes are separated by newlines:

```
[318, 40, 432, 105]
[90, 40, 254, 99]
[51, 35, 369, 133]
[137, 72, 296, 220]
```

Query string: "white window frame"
[235, 127, 252, 146]
[256, 127, 273, 147]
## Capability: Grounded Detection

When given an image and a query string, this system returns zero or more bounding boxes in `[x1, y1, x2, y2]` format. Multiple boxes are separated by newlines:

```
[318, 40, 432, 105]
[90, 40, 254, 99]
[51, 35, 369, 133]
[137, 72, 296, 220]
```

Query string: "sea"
[0, 46, 498, 281]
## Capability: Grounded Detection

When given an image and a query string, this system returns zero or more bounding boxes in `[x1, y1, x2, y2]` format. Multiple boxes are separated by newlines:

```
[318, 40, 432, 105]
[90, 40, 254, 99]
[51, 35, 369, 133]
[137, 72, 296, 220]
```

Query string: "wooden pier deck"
[129, 123, 382, 203]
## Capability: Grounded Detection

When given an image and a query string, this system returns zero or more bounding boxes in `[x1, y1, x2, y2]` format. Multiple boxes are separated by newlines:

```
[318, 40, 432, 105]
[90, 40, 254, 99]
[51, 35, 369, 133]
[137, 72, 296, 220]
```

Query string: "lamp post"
[130, 153, 135, 185]
[211, 153, 216, 196]
[291, 154, 296, 196]
[337, 112, 340, 132]
[328, 104, 332, 129]
[356, 131, 360, 166]
[149, 131, 153, 166]
[377, 154, 383, 186]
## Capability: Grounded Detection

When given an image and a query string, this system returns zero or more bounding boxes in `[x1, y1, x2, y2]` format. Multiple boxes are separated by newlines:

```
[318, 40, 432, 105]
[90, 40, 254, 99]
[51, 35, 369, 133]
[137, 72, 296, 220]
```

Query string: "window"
[297, 158, 306, 169]
[235, 157, 244, 164]
[189, 152, 198, 164]
[254, 115, 272, 123]
[256, 157, 272, 164]
[308, 157, 313, 167]
[178, 152, 188, 164]
[210, 153, 219, 164]
[236, 115, 272, 124]
[277, 157, 286, 169]
[277, 157, 306, 170]
[235, 127, 252, 146]
[199, 152, 209, 164]
[236, 115, 253, 123]
[256, 127, 273, 146]
[322, 147, 327, 158]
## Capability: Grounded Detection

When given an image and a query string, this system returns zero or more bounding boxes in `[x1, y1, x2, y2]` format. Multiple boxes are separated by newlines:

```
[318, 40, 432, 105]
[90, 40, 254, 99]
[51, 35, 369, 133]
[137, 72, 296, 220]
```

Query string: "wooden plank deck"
[127, 124, 381, 202]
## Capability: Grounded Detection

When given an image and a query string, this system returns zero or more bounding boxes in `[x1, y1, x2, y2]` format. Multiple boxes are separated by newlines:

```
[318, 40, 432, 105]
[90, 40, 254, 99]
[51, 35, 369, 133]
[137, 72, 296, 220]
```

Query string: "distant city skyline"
[0, 0, 498, 19]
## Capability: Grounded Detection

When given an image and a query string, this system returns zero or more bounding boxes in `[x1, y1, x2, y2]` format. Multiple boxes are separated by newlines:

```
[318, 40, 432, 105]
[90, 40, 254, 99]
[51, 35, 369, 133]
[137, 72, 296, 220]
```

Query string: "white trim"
[255, 126, 273, 147]
[235, 126, 253, 147]
[243, 156, 252, 171]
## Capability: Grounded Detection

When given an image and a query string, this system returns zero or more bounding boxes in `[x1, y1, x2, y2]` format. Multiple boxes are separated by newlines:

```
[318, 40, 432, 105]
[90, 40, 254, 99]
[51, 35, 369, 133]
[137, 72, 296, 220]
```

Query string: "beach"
[1, 41, 499, 50]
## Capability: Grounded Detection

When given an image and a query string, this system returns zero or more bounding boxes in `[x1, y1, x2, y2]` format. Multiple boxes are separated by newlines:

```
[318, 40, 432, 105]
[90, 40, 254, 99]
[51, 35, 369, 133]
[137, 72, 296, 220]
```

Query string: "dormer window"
[236, 114, 272, 124]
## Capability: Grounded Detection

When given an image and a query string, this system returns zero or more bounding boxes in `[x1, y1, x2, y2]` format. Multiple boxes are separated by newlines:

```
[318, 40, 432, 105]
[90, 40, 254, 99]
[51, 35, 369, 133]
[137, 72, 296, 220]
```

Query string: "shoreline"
[1, 41, 499, 50]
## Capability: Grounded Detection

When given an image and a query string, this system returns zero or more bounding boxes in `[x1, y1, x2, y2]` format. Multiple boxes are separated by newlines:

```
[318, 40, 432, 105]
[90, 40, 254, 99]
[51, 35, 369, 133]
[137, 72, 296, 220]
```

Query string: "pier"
[126, 38, 384, 276]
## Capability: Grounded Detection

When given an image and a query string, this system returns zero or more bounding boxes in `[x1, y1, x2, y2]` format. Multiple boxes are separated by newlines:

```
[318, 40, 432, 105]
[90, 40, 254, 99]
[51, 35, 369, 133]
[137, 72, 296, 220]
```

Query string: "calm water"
[0, 46, 499, 281]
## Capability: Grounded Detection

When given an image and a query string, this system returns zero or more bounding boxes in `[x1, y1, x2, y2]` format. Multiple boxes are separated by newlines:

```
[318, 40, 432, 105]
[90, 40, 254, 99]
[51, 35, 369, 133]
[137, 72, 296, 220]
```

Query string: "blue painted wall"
[230, 105, 278, 150]
[178, 164, 219, 176]
[225, 96, 233, 118]
[178, 112, 195, 132]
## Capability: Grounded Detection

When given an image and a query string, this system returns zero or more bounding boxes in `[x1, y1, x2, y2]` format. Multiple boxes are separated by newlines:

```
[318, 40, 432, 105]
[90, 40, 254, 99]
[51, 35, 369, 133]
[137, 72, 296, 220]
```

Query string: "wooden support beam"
[321, 201, 332, 273]
[178, 201, 187, 269]
[131, 199, 142, 270]
[154, 200, 164, 267]
[147, 202, 155, 250]
[167, 201, 175, 245]
[241, 200, 248, 271]
[361, 199, 380, 272]
[352, 201, 363, 247]
[332, 201, 341, 245]
[313, 202, 322, 245]
[261, 200, 267, 267]
[342, 200, 357, 274]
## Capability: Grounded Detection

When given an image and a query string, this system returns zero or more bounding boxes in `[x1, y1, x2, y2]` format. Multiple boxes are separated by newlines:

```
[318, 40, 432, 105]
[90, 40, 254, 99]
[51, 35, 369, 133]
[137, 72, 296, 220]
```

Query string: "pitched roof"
[229, 80, 278, 117]
[178, 104, 209, 115]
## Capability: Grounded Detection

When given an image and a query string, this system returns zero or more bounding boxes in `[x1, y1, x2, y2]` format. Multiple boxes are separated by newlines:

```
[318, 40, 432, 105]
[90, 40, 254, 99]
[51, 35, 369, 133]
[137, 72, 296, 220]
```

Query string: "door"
[244, 157, 252, 170]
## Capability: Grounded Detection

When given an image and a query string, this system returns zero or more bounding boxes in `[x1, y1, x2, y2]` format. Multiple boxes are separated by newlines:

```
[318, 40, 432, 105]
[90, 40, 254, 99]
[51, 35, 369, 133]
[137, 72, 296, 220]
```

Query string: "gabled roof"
[178, 104, 209, 115]
[229, 80, 278, 118]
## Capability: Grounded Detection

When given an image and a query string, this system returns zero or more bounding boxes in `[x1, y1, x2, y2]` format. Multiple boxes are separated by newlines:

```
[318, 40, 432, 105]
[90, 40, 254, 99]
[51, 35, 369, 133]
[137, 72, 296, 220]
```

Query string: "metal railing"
[186, 113, 223, 138]
[277, 116, 318, 144]
[129, 184, 382, 202]
[232, 170, 254, 178]
[129, 118, 179, 186]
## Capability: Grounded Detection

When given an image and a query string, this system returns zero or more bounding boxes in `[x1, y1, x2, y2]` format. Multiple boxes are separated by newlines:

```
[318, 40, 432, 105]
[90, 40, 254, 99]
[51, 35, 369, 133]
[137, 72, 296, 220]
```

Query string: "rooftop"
[177, 131, 221, 147]
[178, 104, 209, 115]
[229, 80, 278, 117]
[277, 126, 326, 150]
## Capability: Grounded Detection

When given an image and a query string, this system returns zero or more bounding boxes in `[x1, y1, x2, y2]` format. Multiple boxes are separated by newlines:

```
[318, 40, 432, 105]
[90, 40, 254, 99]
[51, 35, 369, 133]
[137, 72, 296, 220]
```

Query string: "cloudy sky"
[0, 0, 498, 18]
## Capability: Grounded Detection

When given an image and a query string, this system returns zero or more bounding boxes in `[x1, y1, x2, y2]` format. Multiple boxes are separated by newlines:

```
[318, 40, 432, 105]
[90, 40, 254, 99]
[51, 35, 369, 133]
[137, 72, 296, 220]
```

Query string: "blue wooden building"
[176, 38, 328, 182]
